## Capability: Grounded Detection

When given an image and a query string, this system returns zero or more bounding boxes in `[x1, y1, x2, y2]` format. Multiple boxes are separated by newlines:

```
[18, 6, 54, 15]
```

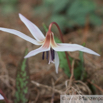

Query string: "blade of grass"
[79, 43, 86, 80]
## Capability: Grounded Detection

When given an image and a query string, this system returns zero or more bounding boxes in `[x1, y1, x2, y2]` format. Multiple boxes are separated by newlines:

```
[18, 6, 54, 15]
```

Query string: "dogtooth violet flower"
[0, 14, 100, 73]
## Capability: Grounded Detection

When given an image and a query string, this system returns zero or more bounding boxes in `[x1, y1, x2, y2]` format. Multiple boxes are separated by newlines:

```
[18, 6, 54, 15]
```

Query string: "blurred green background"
[0, 0, 103, 32]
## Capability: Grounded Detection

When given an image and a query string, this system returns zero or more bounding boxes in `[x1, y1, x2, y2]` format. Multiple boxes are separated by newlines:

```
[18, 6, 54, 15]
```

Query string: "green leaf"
[0, 0, 17, 4]
[74, 64, 82, 79]
[53, 0, 70, 13]
[88, 80, 96, 94]
[73, 15, 86, 26]
[58, 52, 73, 77]
[50, 15, 67, 31]
[43, 0, 55, 5]
[90, 14, 102, 25]
[34, 5, 50, 19]
[67, 0, 96, 17]
[1, 4, 17, 14]
[79, 43, 86, 80]
[73, 43, 86, 79]
[14, 49, 30, 103]
[42, 23, 48, 32]
[79, 51, 84, 80]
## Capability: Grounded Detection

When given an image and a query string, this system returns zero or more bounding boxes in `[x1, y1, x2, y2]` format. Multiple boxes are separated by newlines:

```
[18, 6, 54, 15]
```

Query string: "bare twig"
[75, 80, 91, 94]
[51, 79, 55, 103]
[34, 88, 39, 103]
[82, 15, 89, 43]
[65, 60, 75, 94]
[54, 76, 63, 85]
[31, 81, 62, 94]
[68, 60, 75, 87]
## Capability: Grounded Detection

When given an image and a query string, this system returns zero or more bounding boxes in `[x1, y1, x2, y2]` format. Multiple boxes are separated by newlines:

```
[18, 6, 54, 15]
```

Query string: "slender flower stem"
[48, 22, 72, 73]
[0, 89, 9, 103]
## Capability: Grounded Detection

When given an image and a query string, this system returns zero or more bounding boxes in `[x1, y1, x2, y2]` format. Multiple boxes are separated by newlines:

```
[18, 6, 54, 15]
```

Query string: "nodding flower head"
[0, 14, 100, 73]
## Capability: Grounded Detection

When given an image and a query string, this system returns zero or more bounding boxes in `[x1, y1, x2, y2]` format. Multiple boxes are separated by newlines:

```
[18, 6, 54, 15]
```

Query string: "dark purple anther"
[42, 52, 45, 60]
[52, 50, 55, 60]
[46, 51, 49, 60]
[51, 49, 55, 60]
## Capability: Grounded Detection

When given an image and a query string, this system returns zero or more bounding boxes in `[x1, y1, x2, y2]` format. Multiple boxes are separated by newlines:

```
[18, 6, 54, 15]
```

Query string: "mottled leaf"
[14, 49, 30, 103]
[90, 14, 102, 25]
[67, 0, 95, 17]
[53, 0, 70, 13]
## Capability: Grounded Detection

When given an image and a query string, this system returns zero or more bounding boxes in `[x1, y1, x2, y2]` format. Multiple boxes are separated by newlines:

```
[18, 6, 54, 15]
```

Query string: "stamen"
[52, 50, 55, 60]
[46, 51, 49, 60]
[42, 52, 45, 60]
[51, 49, 55, 60]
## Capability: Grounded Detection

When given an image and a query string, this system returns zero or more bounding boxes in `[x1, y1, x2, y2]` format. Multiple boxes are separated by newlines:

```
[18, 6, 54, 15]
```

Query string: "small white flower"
[0, 14, 100, 73]
[0, 94, 4, 100]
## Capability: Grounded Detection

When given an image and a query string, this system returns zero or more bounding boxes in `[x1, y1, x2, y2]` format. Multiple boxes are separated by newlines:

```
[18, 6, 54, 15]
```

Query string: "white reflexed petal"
[0, 27, 40, 45]
[53, 43, 100, 56]
[24, 46, 50, 58]
[19, 14, 45, 41]
[54, 52, 59, 73]
[0, 94, 4, 100]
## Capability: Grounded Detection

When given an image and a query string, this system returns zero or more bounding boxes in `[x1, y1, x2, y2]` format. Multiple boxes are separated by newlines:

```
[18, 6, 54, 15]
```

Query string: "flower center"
[41, 32, 56, 62]
[50, 48, 55, 60]
[42, 48, 55, 61]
